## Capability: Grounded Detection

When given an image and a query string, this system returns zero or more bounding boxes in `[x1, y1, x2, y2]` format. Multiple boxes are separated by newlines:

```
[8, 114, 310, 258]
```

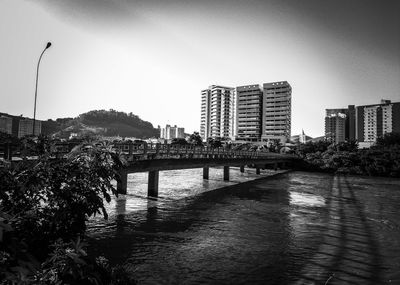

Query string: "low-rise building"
[18, 119, 41, 138]
[0, 116, 13, 134]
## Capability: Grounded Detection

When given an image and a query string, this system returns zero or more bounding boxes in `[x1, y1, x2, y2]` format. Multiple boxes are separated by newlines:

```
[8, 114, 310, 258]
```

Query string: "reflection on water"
[87, 171, 400, 284]
[290, 192, 325, 207]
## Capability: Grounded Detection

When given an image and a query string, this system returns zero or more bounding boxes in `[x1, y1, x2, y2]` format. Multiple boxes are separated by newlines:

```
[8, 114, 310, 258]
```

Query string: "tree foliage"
[0, 139, 136, 284]
[296, 139, 400, 177]
[297, 140, 331, 155]
[187, 132, 203, 146]
[78, 109, 158, 138]
[207, 137, 222, 148]
[170, 138, 188, 145]
[375, 132, 400, 147]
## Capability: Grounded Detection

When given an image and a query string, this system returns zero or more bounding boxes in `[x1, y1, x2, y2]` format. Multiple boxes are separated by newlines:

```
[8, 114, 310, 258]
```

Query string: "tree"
[207, 137, 222, 148]
[297, 140, 331, 156]
[335, 140, 358, 152]
[0, 131, 19, 144]
[375, 132, 400, 147]
[268, 139, 282, 153]
[171, 138, 188, 145]
[0, 139, 136, 283]
[188, 132, 203, 146]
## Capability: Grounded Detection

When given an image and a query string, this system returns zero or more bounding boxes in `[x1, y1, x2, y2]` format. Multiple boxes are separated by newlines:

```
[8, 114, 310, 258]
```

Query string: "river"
[87, 169, 400, 284]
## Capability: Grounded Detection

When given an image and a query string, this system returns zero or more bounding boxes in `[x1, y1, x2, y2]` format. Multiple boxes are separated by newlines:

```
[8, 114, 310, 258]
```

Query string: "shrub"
[0, 139, 135, 284]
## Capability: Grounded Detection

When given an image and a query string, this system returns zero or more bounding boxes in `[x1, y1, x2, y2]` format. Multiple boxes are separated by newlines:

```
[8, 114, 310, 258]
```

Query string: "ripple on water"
[87, 171, 400, 284]
[289, 192, 326, 208]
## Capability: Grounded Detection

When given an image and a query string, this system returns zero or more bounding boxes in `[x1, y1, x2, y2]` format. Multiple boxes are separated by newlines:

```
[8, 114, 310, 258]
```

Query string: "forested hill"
[40, 109, 159, 138]
[77, 109, 158, 138]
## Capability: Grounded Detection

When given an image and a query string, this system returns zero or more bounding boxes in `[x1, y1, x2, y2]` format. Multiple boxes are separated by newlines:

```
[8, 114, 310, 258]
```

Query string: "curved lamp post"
[33, 42, 52, 136]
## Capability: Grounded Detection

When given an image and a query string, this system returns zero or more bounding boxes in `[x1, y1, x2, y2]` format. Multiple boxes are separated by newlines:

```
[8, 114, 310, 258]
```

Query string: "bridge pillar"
[148, 170, 159, 198]
[224, 166, 229, 181]
[240, 165, 245, 173]
[117, 171, 128, 195]
[203, 167, 209, 179]
[256, 167, 261, 175]
[274, 162, 278, 171]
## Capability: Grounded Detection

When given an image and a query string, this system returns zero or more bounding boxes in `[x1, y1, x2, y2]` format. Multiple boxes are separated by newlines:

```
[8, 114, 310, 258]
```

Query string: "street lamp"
[33, 42, 52, 136]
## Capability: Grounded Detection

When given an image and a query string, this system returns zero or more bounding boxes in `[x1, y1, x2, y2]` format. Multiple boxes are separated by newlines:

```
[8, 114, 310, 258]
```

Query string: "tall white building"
[261, 81, 292, 143]
[236, 85, 263, 141]
[159, 124, 185, 140]
[200, 85, 235, 141]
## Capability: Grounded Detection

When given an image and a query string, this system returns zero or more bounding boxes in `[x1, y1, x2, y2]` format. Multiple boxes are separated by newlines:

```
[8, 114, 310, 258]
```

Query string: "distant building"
[0, 116, 13, 134]
[310, 136, 326, 143]
[325, 111, 347, 143]
[261, 81, 292, 143]
[159, 124, 185, 139]
[356, 99, 400, 145]
[201, 81, 292, 143]
[200, 85, 235, 140]
[236, 84, 263, 141]
[291, 130, 313, 144]
[299, 129, 307, 144]
[324, 105, 355, 144]
[18, 119, 41, 138]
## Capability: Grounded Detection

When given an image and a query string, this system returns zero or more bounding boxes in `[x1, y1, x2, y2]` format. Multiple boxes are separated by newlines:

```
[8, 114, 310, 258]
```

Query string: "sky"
[0, 0, 399, 137]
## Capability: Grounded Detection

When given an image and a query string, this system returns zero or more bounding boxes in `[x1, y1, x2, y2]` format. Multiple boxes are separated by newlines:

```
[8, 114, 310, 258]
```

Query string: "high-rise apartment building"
[236, 84, 263, 141]
[200, 85, 235, 140]
[201, 81, 292, 143]
[324, 105, 355, 143]
[356, 100, 400, 145]
[325, 113, 347, 143]
[261, 81, 292, 143]
[18, 119, 41, 138]
[159, 124, 185, 140]
[0, 116, 13, 134]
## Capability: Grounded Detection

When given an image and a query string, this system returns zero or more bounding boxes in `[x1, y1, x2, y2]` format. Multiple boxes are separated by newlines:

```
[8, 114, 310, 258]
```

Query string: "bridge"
[1, 141, 299, 197]
[112, 143, 299, 197]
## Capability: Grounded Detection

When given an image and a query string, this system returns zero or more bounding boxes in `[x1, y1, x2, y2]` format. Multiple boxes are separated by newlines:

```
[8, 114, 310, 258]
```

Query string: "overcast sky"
[1, 0, 399, 137]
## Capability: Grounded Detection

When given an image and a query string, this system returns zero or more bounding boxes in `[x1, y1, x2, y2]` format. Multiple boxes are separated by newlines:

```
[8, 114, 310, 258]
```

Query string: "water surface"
[88, 169, 400, 284]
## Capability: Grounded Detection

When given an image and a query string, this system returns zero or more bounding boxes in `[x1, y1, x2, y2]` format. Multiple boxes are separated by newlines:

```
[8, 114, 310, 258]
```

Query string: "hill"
[1, 110, 159, 139]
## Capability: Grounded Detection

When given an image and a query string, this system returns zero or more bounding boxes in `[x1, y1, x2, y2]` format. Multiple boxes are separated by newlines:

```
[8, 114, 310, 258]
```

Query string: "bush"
[297, 140, 400, 177]
[0, 139, 135, 284]
[375, 132, 400, 147]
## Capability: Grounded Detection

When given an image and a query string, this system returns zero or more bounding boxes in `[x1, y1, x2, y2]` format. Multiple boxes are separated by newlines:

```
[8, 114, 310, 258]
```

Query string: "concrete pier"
[148, 170, 159, 197]
[240, 165, 245, 173]
[117, 171, 128, 195]
[256, 167, 261, 175]
[203, 167, 209, 179]
[224, 166, 229, 181]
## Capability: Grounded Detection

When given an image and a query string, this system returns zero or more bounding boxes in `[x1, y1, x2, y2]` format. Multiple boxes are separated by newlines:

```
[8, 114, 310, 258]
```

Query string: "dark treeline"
[296, 133, 400, 177]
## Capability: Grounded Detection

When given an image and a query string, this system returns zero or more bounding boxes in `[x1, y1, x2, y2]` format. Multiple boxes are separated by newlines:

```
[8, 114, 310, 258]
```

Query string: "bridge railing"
[1, 141, 290, 161]
[112, 142, 281, 161]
